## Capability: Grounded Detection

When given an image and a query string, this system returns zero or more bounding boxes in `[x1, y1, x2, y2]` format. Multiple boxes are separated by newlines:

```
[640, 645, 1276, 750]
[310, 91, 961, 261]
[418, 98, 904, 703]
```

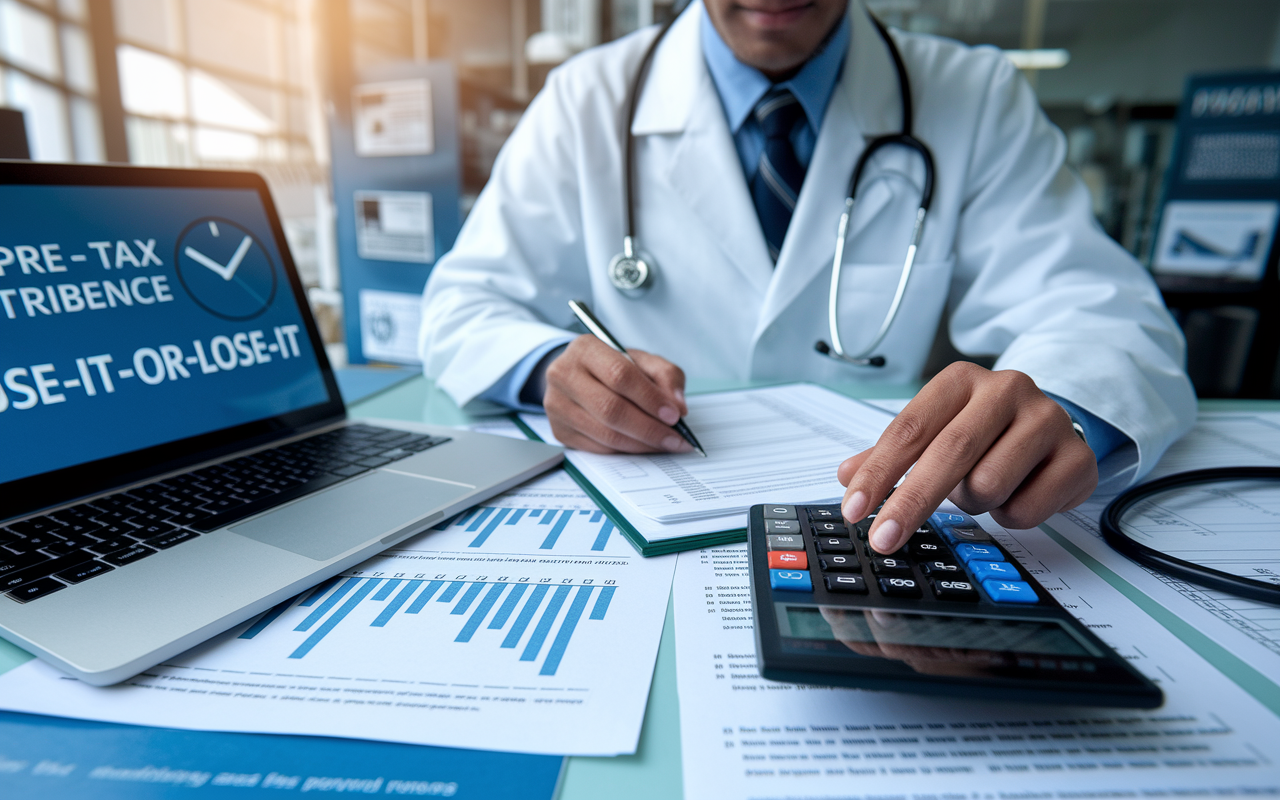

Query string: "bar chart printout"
[0, 472, 678, 757]
[242, 571, 619, 677]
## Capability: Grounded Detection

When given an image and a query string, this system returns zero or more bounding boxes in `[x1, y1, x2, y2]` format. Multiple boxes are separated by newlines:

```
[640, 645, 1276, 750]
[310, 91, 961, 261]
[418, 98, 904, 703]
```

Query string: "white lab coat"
[419, 0, 1195, 488]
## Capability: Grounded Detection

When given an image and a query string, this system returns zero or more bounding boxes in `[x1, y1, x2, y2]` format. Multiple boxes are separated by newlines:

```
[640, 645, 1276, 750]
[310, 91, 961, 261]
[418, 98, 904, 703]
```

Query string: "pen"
[567, 299, 707, 457]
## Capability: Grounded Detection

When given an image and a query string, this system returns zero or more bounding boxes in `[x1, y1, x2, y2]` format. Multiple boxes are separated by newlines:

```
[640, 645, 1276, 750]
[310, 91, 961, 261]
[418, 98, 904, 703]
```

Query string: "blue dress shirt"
[475, 10, 1129, 462]
[699, 3, 849, 179]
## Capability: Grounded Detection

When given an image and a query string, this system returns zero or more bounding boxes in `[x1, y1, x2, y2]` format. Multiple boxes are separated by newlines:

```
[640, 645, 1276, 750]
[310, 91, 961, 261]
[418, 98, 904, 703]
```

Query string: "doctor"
[419, 0, 1195, 554]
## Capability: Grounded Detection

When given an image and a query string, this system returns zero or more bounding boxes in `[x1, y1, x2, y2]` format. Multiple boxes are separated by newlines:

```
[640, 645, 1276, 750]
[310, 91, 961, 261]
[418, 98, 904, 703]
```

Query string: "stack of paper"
[0, 469, 676, 758]
[519, 383, 895, 554]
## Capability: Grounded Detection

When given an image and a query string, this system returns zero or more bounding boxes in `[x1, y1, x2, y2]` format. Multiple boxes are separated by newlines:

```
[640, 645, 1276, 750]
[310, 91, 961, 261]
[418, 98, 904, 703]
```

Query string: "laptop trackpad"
[231, 471, 472, 561]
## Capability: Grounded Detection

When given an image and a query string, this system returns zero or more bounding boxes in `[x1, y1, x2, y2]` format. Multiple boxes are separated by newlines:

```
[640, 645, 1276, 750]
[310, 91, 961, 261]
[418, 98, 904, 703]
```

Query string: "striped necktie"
[751, 89, 807, 263]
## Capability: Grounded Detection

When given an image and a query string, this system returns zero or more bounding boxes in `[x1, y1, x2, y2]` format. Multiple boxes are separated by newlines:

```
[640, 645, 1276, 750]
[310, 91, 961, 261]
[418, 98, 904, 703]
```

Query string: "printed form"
[1048, 411, 1280, 681]
[674, 532, 1280, 800]
[0, 470, 675, 756]
[522, 384, 894, 525]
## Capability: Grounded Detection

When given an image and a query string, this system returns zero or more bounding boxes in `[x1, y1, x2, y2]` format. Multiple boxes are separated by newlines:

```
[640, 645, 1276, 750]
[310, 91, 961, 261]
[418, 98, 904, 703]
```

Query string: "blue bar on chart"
[241, 575, 618, 676]
[430, 504, 616, 552]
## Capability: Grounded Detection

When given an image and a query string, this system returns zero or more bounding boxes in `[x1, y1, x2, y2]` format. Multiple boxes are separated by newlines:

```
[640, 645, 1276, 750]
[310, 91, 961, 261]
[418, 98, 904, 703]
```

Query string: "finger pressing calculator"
[747, 502, 1163, 708]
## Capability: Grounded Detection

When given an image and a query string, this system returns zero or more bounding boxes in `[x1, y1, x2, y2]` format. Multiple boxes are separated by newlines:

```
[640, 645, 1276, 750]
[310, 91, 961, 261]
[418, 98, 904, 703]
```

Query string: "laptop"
[0, 162, 563, 686]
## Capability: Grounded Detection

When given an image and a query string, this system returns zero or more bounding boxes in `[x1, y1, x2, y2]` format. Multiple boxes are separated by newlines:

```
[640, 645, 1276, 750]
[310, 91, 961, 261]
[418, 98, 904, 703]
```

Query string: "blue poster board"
[0, 709, 563, 799]
[1151, 70, 1280, 397]
[1152, 70, 1280, 288]
[330, 61, 462, 365]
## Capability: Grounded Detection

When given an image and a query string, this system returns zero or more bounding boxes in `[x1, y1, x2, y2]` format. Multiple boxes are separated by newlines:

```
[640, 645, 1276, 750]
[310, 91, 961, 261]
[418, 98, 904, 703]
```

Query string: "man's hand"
[543, 335, 692, 454]
[838, 363, 1098, 554]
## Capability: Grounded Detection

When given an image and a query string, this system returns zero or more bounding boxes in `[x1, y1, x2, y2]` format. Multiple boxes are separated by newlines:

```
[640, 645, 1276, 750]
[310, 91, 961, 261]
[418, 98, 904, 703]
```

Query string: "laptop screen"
[0, 182, 333, 486]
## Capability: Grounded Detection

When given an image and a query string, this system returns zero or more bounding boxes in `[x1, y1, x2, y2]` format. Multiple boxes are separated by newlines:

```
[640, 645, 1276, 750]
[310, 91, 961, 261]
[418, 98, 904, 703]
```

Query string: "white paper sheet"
[0, 473, 676, 757]
[1048, 411, 1280, 682]
[521, 384, 894, 525]
[673, 532, 1280, 800]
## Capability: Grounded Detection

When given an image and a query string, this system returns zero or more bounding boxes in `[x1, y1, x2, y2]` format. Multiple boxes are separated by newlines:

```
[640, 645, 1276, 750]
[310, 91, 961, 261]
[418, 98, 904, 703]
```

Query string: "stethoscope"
[609, 13, 936, 369]
[1101, 467, 1280, 606]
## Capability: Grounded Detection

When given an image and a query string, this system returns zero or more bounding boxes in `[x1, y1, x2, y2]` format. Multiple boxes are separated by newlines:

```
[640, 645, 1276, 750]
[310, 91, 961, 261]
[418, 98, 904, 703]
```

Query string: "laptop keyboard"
[0, 424, 450, 604]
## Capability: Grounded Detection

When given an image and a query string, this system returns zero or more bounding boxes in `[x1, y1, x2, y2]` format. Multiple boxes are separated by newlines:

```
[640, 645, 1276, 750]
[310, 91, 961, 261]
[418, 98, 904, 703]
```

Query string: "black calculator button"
[871, 557, 913, 575]
[816, 537, 853, 553]
[819, 554, 860, 572]
[850, 515, 877, 539]
[806, 507, 839, 520]
[767, 534, 805, 551]
[825, 574, 868, 594]
[809, 521, 845, 535]
[762, 505, 797, 520]
[877, 576, 923, 598]
[863, 541, 910, 559]
[931, 579, 979, 601]
[911, 541, 947, 559]
[919, 560, 963, 576]
[944, 525, 992, 544]
[764, 519, 801, 534]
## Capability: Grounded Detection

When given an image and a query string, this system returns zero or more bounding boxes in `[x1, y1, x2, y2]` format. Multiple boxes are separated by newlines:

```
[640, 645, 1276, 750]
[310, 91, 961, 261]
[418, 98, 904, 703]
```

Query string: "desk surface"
[353, 377, 1280, 798]
[0, 377, 1267, 799]
[349, 376, 928, 799]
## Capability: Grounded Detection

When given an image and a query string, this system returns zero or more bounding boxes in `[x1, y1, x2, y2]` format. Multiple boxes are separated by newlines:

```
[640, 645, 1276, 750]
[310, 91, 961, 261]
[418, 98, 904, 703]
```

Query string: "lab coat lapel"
[632, 6, 774, 296]
[756, 4, 902, 340]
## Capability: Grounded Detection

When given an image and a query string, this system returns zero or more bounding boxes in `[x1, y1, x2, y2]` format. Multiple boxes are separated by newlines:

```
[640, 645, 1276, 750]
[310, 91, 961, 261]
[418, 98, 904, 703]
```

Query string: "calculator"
[746, 502, 1164, 708]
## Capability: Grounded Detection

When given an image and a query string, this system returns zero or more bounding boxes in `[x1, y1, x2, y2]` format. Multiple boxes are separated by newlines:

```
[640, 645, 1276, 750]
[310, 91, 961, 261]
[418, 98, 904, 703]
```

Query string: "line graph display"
[240, 573, 617, 676]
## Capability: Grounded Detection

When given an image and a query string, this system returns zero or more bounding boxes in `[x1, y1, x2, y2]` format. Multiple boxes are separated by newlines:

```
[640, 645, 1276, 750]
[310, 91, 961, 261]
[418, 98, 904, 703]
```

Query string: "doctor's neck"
[705, 0, 848, 81]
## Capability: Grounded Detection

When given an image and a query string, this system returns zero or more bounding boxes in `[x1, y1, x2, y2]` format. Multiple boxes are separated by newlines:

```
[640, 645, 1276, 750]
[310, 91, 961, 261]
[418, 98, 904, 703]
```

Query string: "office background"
[3, 0, 1279, 392]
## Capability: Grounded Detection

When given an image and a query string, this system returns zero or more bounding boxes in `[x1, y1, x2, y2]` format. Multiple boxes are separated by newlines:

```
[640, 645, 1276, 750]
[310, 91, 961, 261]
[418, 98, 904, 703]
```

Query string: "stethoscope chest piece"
[608, 236, 656, 298]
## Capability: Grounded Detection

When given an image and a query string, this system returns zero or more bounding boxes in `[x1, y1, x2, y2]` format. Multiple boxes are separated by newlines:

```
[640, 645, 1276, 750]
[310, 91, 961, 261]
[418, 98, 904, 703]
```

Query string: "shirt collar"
[700, 4, 850, 135]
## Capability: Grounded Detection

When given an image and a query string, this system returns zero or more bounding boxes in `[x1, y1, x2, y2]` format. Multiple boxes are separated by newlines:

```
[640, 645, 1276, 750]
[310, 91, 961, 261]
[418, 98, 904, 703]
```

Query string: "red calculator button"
[768, 550, 808, 570]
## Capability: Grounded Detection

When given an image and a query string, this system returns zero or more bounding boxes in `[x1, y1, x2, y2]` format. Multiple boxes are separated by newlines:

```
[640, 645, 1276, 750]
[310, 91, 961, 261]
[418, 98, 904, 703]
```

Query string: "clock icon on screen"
[174, 217, 278, 320]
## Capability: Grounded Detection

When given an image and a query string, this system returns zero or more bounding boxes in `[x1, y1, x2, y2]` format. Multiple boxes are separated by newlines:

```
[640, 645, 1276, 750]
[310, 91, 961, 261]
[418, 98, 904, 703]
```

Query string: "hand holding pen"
[538, 300, 707, 457]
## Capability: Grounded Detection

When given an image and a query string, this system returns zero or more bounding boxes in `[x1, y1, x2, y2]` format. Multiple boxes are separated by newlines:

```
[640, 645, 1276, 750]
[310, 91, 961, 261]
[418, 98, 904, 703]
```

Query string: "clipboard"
[511, 415, 747, 556]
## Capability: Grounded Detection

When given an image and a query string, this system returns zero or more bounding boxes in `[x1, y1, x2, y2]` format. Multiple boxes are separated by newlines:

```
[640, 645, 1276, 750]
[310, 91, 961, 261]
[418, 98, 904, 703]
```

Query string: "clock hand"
[222, 235, 254, 279]
[183, 235, 253, 281]
[184, 246, 237, 280]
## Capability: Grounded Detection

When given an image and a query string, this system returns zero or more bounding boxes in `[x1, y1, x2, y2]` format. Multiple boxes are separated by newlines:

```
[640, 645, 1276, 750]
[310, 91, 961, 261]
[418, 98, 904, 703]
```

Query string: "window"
[113, 0, 323, 168]
[0, 0, 103, 161]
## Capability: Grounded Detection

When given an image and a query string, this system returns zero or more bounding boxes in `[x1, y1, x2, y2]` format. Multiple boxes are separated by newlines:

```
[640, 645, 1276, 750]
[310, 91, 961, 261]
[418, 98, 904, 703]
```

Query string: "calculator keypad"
[761, 503, 1040, 607]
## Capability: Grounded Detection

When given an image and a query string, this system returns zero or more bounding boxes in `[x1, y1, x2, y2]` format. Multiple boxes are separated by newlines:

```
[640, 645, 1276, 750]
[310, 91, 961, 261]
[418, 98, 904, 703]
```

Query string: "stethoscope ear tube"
[1100, 466, 1280, 606]
[814, 20, 936, 369]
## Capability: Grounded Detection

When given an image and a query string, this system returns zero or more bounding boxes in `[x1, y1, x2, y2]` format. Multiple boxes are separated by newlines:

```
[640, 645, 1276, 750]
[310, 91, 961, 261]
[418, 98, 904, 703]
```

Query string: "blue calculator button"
[981, 579, 1039, 604]
[769, 569, 813, 592]
[930, 512, 968, 529]
[953, 543, 1004, 564]
[970, 560, 1020, 582]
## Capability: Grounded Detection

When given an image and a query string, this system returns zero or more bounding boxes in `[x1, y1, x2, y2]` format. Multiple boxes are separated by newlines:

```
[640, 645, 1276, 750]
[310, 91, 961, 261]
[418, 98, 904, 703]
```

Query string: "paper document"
[521, 384, 894, 525]
[1048, 411, 1280, 681]
[673, 533, 1280, 800]
[0, 708, 564, 799]
[0, 472, 675, 757]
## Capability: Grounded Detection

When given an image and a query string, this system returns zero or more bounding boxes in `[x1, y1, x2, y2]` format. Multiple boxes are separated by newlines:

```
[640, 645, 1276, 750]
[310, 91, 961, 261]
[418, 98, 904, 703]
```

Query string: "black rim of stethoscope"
[1100, 467, 1280, 606]
[623, 14, 679, 240]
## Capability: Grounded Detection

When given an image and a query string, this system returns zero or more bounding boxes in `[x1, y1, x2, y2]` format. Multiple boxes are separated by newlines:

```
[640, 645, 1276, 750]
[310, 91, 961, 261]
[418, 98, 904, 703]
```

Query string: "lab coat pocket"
[830, 256, 955, 358]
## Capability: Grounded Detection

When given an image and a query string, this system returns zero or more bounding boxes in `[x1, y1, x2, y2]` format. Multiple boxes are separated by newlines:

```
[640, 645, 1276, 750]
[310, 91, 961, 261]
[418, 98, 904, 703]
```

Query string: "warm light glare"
[1003, 48, 1071, 70]
[191, 70, 275, 134]
[118, 45, 186, 118]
